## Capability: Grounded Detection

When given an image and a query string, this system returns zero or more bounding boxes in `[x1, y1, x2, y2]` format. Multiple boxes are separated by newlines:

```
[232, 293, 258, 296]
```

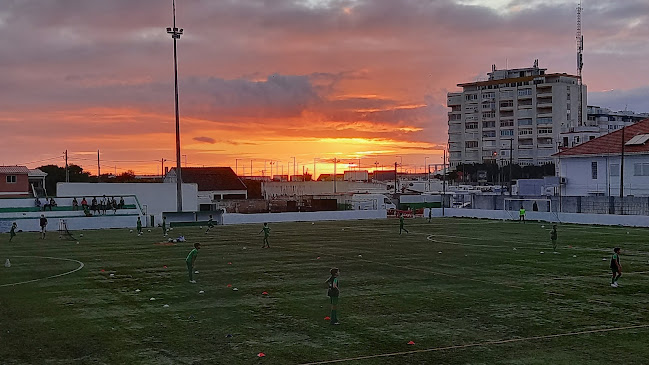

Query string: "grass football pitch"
[1, 217, 649, 364]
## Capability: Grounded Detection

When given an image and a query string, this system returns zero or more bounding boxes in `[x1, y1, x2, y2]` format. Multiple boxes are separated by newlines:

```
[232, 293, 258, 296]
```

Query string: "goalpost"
[504, 198, 553, 221]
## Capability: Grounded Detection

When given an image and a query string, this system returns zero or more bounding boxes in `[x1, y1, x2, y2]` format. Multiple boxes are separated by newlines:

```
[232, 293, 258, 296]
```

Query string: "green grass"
[1, 218, 649, 364]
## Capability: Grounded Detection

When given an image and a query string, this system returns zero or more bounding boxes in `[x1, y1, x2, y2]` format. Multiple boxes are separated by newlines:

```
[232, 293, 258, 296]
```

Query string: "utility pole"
[333, 158, 337, 193]
[509, 138, 513, 196]
[292, 157, 296, 180]
[65, 150, 69, 182]
[394, 162, 398, 194]
[97, 149, 100, 182]
[442, 149, 446, 217]
[161, 158, 167, 179]
[620, 124, 626, 198]
[166, 0, 184, 212]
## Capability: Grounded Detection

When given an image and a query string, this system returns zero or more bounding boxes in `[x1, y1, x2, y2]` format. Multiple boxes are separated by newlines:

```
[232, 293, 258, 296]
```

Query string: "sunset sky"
[1, 0, 648, 177]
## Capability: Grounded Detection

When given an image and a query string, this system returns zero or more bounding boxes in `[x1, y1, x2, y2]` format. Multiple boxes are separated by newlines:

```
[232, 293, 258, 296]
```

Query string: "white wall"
[222, 210, 386, 225]
[560, 154, 649, 196]
[429, 208, 649, 227]
[57, 182, 199, 220]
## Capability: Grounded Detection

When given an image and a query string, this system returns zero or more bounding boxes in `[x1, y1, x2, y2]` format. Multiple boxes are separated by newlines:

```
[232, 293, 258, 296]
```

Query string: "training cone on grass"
[262, 291, 268, 295]
[324, 316, 331, 321]
[407, 341, 415, 345]
[257, 352, 266, 358]
[4, 259, 10, 268]
[227, 284, 232, 288]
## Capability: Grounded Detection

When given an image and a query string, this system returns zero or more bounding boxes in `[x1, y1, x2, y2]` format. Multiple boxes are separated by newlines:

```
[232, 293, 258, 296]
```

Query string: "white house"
[554, 118, 649, 196]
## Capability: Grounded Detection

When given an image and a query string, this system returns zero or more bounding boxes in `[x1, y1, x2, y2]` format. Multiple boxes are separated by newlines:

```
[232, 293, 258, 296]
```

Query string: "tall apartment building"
[559, 105, 649, 148]
[447, 61, 586, 168]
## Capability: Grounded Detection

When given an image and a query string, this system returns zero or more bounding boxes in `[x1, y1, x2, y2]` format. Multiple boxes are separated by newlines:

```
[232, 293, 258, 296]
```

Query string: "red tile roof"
[169, 167, 247, 191]
[555, 118, 649, 157]
[0, 166, 30, 174]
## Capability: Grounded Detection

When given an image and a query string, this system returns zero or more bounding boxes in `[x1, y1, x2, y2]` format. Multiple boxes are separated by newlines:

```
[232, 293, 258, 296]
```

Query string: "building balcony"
[518, 95, 532, 100]
[537, 91, 552, 97]
[499, 106, 514, 111]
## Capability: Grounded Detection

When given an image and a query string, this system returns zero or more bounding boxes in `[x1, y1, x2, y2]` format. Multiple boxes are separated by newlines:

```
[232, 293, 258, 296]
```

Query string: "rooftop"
[168, 167, 247, 191]
[555, 118, 649, 157]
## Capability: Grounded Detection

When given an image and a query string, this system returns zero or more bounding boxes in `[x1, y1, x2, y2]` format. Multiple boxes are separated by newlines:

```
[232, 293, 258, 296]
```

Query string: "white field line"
[297, 323, 649, 365]
[0, 256, 84, 287]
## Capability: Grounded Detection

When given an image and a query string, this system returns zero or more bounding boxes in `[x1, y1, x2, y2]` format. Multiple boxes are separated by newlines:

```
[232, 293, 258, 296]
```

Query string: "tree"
[37, 164, 91, 196]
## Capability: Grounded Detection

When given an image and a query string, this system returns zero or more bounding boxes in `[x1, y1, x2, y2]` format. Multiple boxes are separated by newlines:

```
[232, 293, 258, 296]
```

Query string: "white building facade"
[448, 61, 587, 168]
[559, 105, 649, 149]
[556, 119, 649, 196]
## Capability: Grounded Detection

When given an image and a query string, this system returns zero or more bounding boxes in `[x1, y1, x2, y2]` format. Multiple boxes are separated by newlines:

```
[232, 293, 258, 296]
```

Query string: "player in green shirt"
[9, 222, 17, 242]
[610, 247, 622, 287]
[519, 205, 526, 223]
[325, 268, 340, 325]
[399, 214, 409, 235]
[550, 224, 558, 251]
[186, 242, 200, 283]
[136, 217, 142, 235]
[205, 215, 214, 234]
[259, 222, 270, 248]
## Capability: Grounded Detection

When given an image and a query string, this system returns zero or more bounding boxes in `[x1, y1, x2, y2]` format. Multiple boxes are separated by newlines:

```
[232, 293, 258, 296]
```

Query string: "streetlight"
[166, 0, 184, 212]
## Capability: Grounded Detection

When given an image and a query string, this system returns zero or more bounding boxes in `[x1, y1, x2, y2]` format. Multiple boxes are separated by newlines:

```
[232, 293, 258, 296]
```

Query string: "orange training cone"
[407, 341, 415, 345]
[257, 352, 266, 357]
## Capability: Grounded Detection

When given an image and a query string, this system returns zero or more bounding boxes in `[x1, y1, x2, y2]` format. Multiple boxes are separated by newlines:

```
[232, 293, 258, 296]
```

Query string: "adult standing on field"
[326, 268, 341, 325]
[39, 214, 48, 239]
[162, 216, 168, 237]
[136, 216, 143, 235]
[519, 205, 526, 223]
[186, 242, 200, 283]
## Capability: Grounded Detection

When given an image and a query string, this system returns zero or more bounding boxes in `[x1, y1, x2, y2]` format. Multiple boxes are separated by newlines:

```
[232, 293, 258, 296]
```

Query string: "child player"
[205, 215, 214, 234]
[325, 268, 341, 325]
[9, 222, 17, 242]
[399, 213, 409, 235]
[550, 224, 558, 251]
[39, 214, 48, 239]
[259, 222, 270, 248]
[136, 216, 143, 235]
[186, 242, 200, 284]
[611, 247, 622, 287]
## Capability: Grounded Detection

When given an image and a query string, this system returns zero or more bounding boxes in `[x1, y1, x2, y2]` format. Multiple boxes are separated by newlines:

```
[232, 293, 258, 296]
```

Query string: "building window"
[519, 129, 533, 135]
[482, 112, 495, 119]
[6, 175, 17, 183]
[633, 163, 649, 176]
[500, 100, 514, 108]
[482, 121, 496, 128]
[500, 120, 514, 127]
[482, 92, 495, 99]
[483, 131, 496, 138]
[537, 117, 553, 125]
[449, 114, 462, 121]
[537, 128, 553, 134]
[465, 141, 478, 148]
[518, 118, 533, 126]
[610, 164, 620, 177]
[501, 129, 514, 136]
[591, 162, 598, 179]
[465, 94, 478, 101]
[518, 88, 532, 96]
[465, 122, 479, 129]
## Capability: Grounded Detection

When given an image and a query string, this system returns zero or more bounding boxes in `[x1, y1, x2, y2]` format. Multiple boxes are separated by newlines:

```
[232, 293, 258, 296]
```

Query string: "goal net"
[58, 219, 75, 240]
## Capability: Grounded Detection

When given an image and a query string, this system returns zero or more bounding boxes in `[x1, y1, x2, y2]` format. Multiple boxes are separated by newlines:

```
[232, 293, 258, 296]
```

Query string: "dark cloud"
[193, 136, 216, 144]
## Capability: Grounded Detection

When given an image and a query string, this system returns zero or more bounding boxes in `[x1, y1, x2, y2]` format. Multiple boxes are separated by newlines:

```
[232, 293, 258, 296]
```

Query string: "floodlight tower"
[167, 0, 184, 212]
[576, 0, 584, 127]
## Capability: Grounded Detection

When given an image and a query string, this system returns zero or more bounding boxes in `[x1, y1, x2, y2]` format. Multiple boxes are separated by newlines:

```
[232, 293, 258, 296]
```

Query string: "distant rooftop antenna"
[576, 0, 584, 127]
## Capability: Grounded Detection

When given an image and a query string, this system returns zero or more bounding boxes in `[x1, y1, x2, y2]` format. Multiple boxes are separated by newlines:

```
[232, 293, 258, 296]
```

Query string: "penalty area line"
[0, 255, 85, 287]
[297, 323, 649, 365]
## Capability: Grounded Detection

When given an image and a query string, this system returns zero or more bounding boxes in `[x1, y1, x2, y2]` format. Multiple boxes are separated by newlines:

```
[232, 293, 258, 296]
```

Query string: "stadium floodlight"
[167, 0, 183, 212]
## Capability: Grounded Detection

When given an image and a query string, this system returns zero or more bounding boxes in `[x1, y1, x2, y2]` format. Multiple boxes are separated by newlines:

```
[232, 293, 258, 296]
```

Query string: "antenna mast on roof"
[576, 0, 584, 127]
